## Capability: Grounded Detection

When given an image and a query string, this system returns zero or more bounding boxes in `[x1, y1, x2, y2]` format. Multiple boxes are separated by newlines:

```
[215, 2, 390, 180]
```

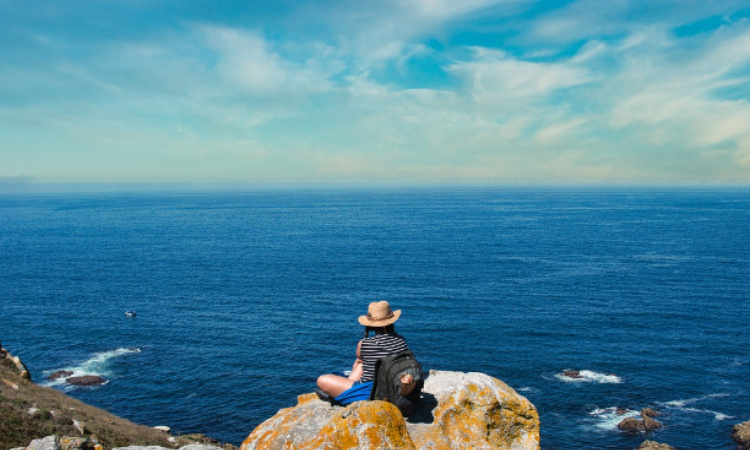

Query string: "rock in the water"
[733, 419, 750, 449]
[618, 409, 662, 433]
[67, 375, 106, 386]
[618, 417, 644, 432]
[48, 370, 74, 381]
[637, 440, 675, 450]
[562, 370, 583, 379]
[240, 370, 539, 450]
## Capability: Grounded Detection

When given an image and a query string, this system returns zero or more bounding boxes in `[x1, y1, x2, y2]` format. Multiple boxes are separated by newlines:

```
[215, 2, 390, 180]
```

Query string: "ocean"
[1, 186, 749, 449]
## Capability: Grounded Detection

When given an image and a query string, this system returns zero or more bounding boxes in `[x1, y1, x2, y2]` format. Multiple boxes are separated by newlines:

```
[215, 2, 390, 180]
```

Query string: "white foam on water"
[556, 369, 623, 384]
[680, 408, 734, 421]
[663, 393, 729, 408]
[660, 394, 733, 421]
[42, 347, 140, 389]
[588, 407, 640, 431]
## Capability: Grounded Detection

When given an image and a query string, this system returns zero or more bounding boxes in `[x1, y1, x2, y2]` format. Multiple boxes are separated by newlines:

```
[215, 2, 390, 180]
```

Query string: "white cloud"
[201, 26, 333, 96]
[447, 48, 594, 102]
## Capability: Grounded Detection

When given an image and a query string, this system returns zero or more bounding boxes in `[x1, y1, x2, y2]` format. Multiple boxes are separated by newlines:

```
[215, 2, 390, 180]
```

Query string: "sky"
[1, 0, 750, 185]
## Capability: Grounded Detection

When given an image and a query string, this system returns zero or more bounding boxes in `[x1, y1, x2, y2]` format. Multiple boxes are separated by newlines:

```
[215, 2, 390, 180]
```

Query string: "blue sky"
[1, 0, 750, 185]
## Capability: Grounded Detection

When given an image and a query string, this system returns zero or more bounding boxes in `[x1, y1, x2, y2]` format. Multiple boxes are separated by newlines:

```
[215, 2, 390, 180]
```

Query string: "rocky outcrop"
[12, 435, 223, 450]
[48, 371, 75, 381]
[618, 408, 662, 432]
[67, 375, 107, 387]
[562, 370, 583, 379]
[733, 419, 750, 449]
[1, 342, 32, 381]
[637, 441, 675, 450]
[240, 370, 540, 450]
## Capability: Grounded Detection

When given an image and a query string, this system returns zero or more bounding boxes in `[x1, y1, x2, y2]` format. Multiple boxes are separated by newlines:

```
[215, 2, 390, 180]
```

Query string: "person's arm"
[348, 340, 364, 381]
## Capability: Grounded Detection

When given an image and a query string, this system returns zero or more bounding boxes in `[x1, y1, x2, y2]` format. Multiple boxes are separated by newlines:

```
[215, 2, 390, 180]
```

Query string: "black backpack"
[369, 350, 424, 416]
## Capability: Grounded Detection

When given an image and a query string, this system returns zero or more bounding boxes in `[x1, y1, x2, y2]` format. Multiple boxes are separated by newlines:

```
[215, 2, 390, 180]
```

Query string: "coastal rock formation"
[1, 342, 32, 381]
[618, 408, 662, 432]
[12, 435, 224, 450]
[637, 440, 675, 450]
[67, 376, 107, 386]
[240, 370, 540, 450]
[733, 419, 750, 449]
[48, 371, 75, 381]
[562, 370, 583, 379]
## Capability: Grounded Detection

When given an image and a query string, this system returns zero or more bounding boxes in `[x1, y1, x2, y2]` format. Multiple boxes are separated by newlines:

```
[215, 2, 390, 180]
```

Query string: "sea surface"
[1, 186, 749, 449]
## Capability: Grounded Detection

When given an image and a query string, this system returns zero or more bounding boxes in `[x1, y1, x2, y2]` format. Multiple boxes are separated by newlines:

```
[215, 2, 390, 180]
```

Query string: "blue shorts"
[334, 381, 374, 405]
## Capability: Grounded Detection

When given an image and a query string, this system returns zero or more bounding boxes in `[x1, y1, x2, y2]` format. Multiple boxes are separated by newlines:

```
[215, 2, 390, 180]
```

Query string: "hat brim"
[358, 309, 401, 327]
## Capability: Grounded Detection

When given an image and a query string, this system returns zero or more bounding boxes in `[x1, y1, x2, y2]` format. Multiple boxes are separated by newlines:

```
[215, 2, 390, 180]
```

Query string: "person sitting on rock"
[316, 301, 414, 405]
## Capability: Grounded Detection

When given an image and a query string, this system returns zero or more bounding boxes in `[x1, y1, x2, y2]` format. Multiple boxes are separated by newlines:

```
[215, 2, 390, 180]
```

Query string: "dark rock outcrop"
[48, 371, 74, 381]
[618, 408, 662, 432]
[67, 376, 107, 386]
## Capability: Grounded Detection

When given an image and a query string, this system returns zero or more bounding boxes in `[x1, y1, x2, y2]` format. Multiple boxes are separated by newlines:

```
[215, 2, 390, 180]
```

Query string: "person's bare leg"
[317, 374, 355, 398]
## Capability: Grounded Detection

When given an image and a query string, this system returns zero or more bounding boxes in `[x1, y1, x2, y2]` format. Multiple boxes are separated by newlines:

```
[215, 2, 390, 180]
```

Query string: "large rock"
[48, 370, 74, 381]
[240, 370, 539, 450]
[618, 409, 662, 432]
[67, 375, 106, 386]
[734, 419, 750, 449]
[637, 441, 675, 450]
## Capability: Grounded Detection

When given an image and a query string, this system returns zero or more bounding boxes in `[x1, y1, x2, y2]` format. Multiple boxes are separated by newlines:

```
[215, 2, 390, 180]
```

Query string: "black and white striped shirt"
[360, 332, 410, 382]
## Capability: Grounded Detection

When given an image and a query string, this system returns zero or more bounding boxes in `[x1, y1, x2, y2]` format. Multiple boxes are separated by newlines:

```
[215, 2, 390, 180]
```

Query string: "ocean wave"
[556, 370, 623, 384]
[42, 347, 141, 389]
[663, 393, 729, 408]
[680, 408, 734, 421]
[660, 394, 732, 421]
[587, 407, 640, 431]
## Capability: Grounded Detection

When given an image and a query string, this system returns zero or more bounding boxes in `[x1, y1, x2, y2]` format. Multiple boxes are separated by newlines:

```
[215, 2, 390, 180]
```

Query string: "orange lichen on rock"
[409, 371, 539, 450]
[241, 370, 540, 450]
[307, 401, 415, 450]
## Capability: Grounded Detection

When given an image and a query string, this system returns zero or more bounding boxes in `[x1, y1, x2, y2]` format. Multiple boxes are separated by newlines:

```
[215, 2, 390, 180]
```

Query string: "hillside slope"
[0, 356, 228, 450]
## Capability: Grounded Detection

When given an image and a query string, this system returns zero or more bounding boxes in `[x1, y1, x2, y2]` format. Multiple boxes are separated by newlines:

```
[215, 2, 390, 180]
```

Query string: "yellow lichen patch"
[305, 401, 416, 450]
[411, 376, 540, 450]
[297, 392, 319, 406]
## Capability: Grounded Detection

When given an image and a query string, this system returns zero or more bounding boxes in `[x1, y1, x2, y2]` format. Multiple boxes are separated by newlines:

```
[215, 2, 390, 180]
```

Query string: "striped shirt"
[359, 332, 410, 382]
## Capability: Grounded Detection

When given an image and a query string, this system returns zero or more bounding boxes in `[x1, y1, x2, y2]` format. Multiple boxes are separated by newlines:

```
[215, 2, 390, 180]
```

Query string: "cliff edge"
[240, 370, 540, 450]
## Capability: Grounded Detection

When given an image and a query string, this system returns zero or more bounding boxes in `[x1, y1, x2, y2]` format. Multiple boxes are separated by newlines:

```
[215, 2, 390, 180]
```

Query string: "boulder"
[67, 375, 106, 386]
[26, 436, 61, 450]
[618, 409, 662, 433]
[733, 419, 750, 449]
[48, 371, 74, 381]
[562, 370, 583, 379]
[240, 370, 539, 450]
[637, 441, 675, 450]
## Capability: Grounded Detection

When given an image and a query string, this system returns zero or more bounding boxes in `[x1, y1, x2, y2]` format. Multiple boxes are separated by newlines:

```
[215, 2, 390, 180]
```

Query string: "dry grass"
[0, 359, 233, 449]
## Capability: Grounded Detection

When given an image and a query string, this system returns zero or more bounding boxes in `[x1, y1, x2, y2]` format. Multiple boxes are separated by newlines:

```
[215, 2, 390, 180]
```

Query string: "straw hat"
[358, 301, 401, 327]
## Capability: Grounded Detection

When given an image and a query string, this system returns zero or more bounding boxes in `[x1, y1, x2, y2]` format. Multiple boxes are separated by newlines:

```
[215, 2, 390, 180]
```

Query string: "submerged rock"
[48, 371, 74, 381]
[562, 370, 583, 379]
[240, 370, 539, 450]
[67, 375, 106, 386]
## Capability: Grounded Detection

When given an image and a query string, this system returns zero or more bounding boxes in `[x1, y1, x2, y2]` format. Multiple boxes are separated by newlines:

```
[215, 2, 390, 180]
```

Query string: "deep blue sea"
[2, 187, 749, 449]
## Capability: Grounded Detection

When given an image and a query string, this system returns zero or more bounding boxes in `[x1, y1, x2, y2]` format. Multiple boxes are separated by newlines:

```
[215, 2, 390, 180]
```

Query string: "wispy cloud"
[1, 0, 749, 183]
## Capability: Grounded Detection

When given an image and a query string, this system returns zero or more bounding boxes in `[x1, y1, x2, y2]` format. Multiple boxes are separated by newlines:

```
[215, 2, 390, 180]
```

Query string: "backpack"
[369, 350, 424, 416]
